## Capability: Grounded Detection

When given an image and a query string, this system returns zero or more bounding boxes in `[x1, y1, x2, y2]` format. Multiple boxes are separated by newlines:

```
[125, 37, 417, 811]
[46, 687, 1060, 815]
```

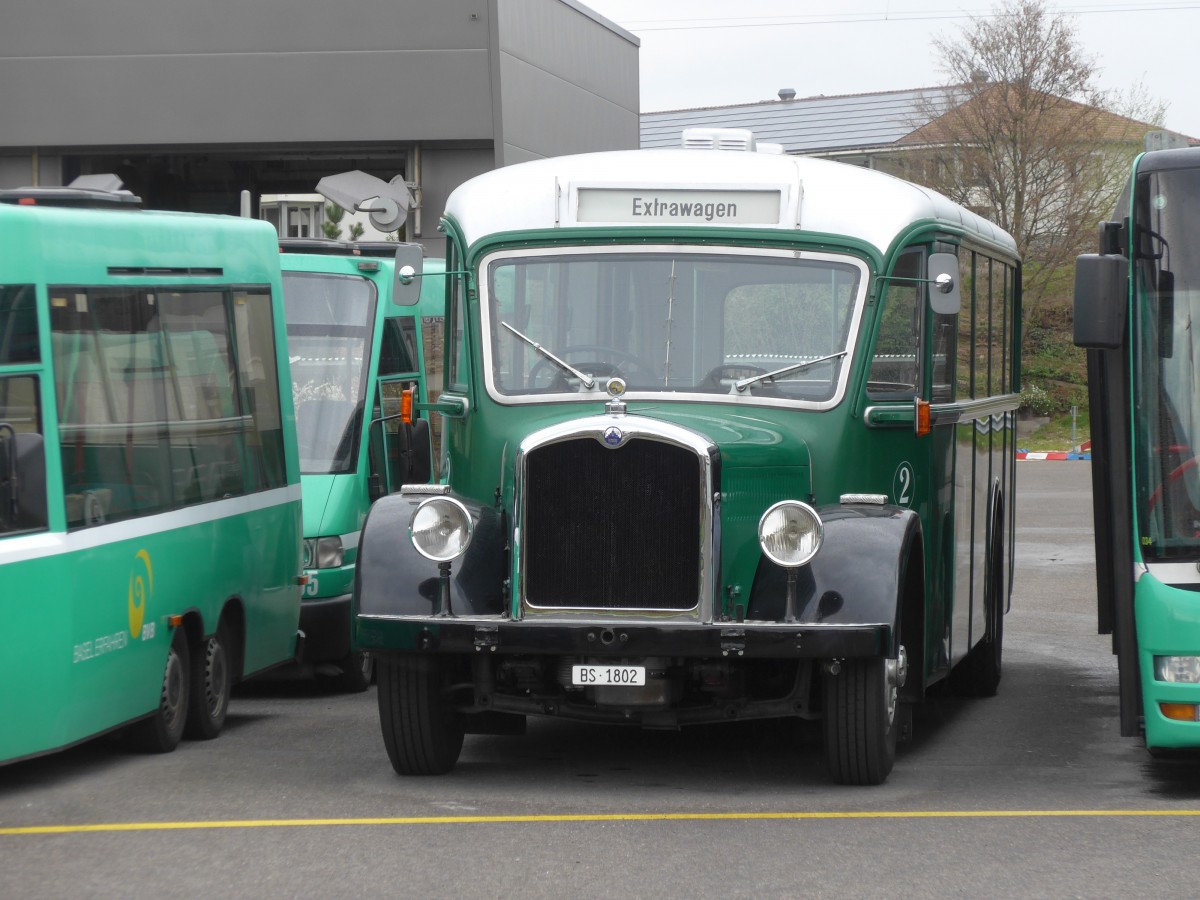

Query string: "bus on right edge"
[1075, 145, 1200, 752]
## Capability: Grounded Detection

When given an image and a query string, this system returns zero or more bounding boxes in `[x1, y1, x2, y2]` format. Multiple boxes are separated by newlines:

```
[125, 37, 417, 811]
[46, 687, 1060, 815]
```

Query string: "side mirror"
[1074, 254, 1128, 349]
[393, 243, 424, 306]
[927, 253, 961, 316]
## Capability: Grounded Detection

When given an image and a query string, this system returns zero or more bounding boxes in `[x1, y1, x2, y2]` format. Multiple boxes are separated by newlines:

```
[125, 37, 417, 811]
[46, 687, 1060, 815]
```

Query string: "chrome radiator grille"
[522, 436, 702, 611]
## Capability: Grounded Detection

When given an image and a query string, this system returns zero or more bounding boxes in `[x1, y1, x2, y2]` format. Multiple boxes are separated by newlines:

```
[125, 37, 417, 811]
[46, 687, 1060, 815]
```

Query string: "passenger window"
[0, 285, 39, 364]
[869, 250, 922, 399]
[0, 375, 47, 535]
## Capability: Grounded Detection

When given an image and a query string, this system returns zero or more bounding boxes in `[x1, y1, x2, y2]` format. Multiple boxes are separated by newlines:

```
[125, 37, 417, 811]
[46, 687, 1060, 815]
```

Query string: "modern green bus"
[280, 240, 441, 690]
[0, 184, 303, 765]
[1075, 145, 1200, 752]
[354, 129, 1022, 785]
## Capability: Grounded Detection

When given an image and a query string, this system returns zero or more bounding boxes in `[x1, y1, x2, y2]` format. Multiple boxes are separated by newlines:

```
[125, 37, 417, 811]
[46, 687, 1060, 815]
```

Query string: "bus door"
[368, 315, 432, 499]
[866, 247, 956, 683]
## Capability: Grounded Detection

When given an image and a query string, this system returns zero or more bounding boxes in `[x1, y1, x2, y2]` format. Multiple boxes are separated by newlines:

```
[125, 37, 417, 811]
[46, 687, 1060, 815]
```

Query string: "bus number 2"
[893, 462, 914, 507]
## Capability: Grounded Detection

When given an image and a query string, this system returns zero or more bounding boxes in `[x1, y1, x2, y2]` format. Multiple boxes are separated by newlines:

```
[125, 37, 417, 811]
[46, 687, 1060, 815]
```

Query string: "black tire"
[376, 654, 464, 775]
[955, 526, 1005, 697]
[823, 655, 899, 786]
[336, 649, 375, 694]
[126, 627, 190, 753]
[185, 620, 232, 740]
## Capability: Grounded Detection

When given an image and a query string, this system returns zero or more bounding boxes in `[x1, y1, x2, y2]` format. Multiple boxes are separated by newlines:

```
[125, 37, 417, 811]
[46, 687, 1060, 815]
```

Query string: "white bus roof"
[443, 148, 1017, 260]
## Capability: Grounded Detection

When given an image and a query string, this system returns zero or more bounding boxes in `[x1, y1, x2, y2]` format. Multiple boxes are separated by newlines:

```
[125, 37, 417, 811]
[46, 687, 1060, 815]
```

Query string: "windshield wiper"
[500, 321, 595, 389]
[734, 350, 848, 393]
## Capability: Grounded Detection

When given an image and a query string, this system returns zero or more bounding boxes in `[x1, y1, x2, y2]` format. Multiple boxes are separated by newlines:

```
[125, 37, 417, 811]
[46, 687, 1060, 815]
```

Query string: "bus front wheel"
[126, 627, 191, 753]
[377, 654, 464, 776]
[822, 651, 902, 785]
[337, 649, 375, 693]
[186, 620, 232, 740]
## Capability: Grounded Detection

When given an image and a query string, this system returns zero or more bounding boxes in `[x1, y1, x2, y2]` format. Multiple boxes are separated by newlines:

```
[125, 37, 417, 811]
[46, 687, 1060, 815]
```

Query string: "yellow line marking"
[5, 809, 1200, 836]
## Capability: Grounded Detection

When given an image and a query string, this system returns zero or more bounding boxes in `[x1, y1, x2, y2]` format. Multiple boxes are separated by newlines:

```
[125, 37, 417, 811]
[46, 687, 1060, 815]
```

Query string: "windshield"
[484, 248, 865, 406]
[283, 272, 376, 475]
[1133, 164, 1200, 558]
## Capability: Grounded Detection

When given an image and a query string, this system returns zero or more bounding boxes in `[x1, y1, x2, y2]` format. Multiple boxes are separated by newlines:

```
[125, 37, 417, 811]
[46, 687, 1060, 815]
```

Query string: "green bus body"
[354, 136, 1021, 784]
[279, 242, 442, 689]
[0, 190, 303, 765]
[1076, 146, 1200, 750]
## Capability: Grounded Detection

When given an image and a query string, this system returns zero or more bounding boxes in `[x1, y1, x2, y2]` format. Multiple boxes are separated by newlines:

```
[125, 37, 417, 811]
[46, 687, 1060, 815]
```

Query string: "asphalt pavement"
[3, 461, 1200, 899]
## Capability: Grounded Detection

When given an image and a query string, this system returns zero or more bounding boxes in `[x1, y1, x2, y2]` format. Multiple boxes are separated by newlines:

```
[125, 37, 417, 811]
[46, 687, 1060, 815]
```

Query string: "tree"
[910, 0, 1162, 326]
[322, 203, 347, 240]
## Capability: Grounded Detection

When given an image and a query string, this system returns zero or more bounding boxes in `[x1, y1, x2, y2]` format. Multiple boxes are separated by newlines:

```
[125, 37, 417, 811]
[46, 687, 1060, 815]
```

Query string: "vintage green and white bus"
[354, 129, 1021, 785]
[280, 240, 441, 690]
[0, 184, 303, 765]
[1075, 146, 1200, 753]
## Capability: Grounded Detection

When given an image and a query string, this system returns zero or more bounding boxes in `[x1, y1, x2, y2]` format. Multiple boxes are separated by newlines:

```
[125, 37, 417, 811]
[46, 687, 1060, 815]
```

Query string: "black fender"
[353, 491, 507, 625]
[747, 504, 922, 658]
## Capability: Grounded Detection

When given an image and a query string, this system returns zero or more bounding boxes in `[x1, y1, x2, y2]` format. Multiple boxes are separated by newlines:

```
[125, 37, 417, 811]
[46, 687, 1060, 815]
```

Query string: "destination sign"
[575, 188, 783, 226]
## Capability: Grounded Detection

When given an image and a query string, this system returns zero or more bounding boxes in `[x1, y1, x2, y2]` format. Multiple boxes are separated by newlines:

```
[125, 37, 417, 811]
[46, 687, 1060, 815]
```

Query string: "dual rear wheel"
[126, 619, 233, 752]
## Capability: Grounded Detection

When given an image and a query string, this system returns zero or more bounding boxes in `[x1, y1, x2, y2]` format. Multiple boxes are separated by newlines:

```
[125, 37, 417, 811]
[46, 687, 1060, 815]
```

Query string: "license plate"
[571, 665, 646, 686]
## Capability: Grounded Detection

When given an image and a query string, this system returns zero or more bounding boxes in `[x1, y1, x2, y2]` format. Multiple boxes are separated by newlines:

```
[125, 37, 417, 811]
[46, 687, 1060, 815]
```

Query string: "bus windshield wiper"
[735, 351, 848, 393]
[500, 321, 595, 389]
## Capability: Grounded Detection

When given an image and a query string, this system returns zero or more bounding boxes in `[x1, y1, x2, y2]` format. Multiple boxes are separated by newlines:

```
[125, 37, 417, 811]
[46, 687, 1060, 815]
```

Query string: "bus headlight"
[304, 537, 344, 570]
[758, 501, 823, 568]
[1155, 656, 1200, 683]
[410, 496, 473, 562]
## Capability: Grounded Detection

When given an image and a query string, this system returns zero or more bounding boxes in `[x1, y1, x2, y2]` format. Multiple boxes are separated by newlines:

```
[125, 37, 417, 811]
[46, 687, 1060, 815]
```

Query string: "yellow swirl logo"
[128, 549, 153, 639]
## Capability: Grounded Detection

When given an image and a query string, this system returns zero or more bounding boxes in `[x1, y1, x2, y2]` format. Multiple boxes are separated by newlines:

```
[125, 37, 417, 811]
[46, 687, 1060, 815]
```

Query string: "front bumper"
[354, 616, 891, 659]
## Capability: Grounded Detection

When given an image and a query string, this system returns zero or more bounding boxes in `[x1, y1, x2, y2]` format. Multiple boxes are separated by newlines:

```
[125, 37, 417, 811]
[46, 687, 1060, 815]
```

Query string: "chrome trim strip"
[865, 393, 1021, 429]
[841, 493, 888, 505]
[400, 483, 451, 496]
[513, 414, 717, 622]
[932, 393, 1021, 424]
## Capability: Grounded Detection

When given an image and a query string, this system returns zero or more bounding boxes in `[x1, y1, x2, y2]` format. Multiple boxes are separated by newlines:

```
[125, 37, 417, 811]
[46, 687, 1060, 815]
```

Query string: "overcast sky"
[581, 1, 1200, 139]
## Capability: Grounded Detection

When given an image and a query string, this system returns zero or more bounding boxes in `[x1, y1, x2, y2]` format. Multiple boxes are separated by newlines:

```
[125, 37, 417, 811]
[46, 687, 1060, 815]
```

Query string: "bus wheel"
[376, 654, 464, 775]
[337, 649, 374, 693]
[126, 627, 191, 753]
[185, 621, 232, 740]
[955, 529, 1004, 697]
[823, 651, 902, 785]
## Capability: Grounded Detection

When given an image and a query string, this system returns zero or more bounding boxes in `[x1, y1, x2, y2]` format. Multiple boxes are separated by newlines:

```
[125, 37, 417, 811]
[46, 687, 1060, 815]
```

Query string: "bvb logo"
[128, 549, 153, 639]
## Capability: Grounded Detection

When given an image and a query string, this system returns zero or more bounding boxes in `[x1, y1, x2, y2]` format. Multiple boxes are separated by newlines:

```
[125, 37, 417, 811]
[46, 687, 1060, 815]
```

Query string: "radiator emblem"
[602, 426, 625, 447]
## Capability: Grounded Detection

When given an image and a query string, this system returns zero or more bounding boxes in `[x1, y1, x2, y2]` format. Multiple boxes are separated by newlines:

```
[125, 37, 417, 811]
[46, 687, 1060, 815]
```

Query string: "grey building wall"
[495, 0, 639, 165]
[0, 1, 496, 148]
[0, 0, 639, 253]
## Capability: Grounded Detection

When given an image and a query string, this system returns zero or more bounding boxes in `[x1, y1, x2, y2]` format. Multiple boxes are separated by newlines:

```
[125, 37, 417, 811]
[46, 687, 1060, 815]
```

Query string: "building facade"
[0, 0, 639, 252]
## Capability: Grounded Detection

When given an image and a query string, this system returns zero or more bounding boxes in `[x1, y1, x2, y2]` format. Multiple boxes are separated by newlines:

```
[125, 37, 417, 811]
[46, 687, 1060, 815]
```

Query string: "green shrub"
[1020, 382, 1055, 416]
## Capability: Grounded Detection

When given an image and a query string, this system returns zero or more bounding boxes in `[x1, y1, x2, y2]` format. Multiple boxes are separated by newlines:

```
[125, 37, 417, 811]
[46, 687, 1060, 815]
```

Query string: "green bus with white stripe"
[0, 184, 303, 765]
[1075, 146, 1200, 753]
[280, 240, 441, 690]
[355, 129, 1022, 785]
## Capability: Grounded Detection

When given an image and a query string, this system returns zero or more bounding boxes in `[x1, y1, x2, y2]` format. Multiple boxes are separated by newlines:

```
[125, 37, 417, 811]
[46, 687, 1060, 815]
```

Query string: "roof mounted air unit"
[681, 128, 757, 151]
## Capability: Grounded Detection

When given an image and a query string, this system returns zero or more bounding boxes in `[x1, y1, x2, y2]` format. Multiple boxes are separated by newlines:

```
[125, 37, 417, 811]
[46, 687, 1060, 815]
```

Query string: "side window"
[378, 317, 418, 377]
[931, 250, 960, 404]
[49, 284, 285, 530]
[959, 252, 977, 400]
[231, 288, 288, 491]
[868, 249, 923, 399]
[0, 285, 40, 364]
[447, 245, 469, 392]
[0, 375, 47, 535]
